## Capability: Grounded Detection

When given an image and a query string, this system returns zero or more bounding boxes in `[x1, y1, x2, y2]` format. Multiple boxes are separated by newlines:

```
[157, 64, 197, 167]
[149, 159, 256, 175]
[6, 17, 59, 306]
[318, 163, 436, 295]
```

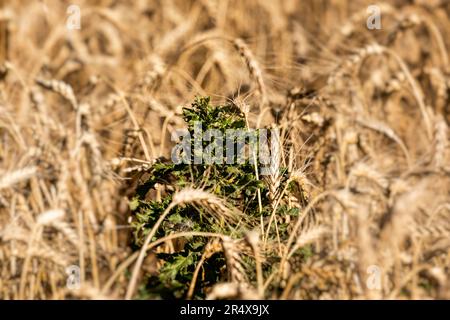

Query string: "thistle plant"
[129, 97, 275, 298]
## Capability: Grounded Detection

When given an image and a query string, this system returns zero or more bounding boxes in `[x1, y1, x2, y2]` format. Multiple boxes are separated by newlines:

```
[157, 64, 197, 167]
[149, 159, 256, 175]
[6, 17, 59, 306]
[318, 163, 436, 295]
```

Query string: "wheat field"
[0, 0, 449, 300]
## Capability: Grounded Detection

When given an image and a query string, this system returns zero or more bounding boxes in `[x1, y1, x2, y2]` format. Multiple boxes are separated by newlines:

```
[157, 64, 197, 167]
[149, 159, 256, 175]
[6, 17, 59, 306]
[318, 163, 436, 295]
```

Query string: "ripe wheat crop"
[0, 0, 449, 300]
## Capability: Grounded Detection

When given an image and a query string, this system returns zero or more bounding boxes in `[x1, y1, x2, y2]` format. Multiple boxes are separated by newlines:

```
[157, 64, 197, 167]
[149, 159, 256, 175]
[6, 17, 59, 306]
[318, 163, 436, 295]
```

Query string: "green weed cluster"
[130, 97, 271, 298]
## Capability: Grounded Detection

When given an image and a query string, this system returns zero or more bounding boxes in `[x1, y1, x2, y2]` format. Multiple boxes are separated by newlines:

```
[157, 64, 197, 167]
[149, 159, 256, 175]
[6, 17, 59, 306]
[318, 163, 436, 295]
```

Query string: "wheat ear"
[222, 236, 248, 285]
[233, 38, 267, 106]
[432, 114, 448, 169]
[35, 78, 78, 110]
[0, 166, 37, 190]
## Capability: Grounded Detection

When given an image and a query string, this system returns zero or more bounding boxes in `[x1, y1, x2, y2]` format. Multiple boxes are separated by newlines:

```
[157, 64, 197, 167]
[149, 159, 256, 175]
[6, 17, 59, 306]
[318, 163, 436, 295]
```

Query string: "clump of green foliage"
[129, 97, 299, 299]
